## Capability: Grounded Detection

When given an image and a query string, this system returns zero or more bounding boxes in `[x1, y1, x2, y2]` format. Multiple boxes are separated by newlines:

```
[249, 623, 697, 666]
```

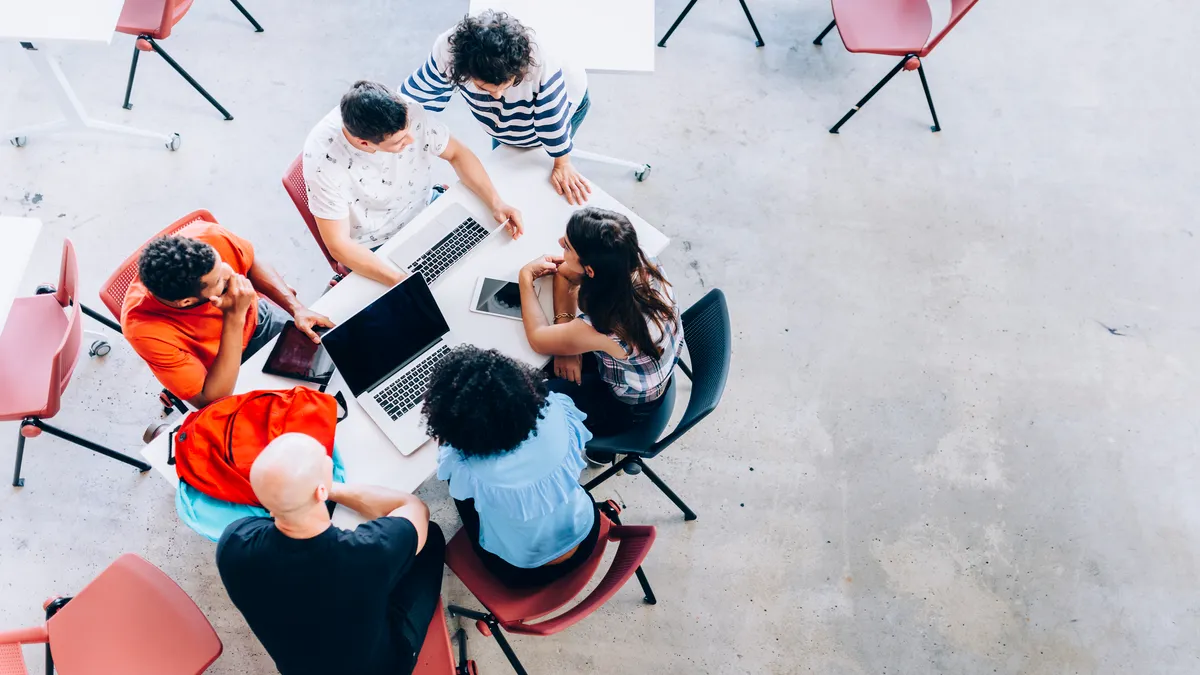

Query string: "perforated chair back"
[651, 288, 731, 455]
[98, 210, 215, 322]
[283, 155, 350, 277]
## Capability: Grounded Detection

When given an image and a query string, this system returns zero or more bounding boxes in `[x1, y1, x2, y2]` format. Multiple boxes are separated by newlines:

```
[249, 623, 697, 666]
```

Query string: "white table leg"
[7, 42, 180, 150]
[572, 147, 652, 181]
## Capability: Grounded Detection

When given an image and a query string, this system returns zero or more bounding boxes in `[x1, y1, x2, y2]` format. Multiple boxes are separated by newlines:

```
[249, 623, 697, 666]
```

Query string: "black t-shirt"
[216, 516, 418, 675]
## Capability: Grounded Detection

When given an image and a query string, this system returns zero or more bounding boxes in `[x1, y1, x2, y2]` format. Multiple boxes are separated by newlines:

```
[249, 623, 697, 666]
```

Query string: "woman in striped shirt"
[401, 11, 593, 205]
[518, 208, 683, 440]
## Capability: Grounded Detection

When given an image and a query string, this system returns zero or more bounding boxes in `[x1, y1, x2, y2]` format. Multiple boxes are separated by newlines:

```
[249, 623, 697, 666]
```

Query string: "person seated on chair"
[423, 346, 602, 588]
[402, 10, 593, 205]
[121, 221, 333, 409]
[302, 80, 523, 287]
[517, 207, 683, 440]
[216, 432, 444, 675]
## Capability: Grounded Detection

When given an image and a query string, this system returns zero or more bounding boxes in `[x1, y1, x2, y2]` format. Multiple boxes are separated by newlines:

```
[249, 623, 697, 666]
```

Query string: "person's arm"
[550, 274, 584, 383]
[188, 274, 256, 408]
[438, 136, 524, 238]
[329, 483, 431, 552]
[315, 216, 406, 286]
[247, 257, 334, 342]
[400, 47, 455, 112]
[533, 71, 591, 205]
[518, 256, 615, 357]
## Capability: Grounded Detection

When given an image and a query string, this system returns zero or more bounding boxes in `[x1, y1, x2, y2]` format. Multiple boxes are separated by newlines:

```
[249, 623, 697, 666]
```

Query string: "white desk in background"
[467, 0, 655, 179]
[467, 0, 655, 73]
[0, 216, 43, 329]
[140, 146, 669, 527]
[1, 0, 179, 150]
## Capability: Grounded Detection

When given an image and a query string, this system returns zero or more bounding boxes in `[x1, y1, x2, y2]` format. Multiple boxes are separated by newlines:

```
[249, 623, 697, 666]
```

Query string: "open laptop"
[387, 202, 504, 287]
[320, 274, 461, 454]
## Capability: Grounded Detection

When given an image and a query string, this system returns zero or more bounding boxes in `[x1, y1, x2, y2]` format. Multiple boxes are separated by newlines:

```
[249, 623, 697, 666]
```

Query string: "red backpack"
[172, 387, 341, 506]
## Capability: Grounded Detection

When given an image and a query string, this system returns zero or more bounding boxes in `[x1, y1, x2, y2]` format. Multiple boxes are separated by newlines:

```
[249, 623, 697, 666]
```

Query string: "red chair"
[117, 0, 265, 121]
[446, 502, 656, 675]
[0, 553, 222, 675]
[414, 599, 478, 675]
[0, 239, 152, 487]
[283, 154, 351, 279]
[812, 0, 981, 133]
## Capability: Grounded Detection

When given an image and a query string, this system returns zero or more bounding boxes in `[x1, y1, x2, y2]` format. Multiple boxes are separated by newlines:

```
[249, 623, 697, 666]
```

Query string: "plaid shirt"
[579, 271, 683, 404]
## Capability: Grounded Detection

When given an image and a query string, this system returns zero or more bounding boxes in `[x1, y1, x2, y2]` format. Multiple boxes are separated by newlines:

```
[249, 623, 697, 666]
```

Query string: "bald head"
[250, 433, 333, 519]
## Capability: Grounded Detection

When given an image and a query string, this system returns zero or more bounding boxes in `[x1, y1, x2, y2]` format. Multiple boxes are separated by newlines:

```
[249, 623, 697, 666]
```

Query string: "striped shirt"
[579, 267, 683, 405]
[401, 28, 587, 158]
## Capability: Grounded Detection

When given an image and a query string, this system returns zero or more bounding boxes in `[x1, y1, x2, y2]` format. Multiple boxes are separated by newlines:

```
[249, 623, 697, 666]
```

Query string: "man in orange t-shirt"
[121, 221, 334, 408]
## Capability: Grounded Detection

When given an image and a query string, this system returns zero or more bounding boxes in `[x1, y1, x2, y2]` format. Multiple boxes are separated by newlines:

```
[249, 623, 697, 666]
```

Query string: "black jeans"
[545, 353, 666, 437]
[387, 522, 446, 673]
[454, 499, 601, 589]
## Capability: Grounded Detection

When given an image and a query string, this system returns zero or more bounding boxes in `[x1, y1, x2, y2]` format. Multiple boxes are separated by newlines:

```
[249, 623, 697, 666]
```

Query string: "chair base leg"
[13, 422, 29, 487]
[637, 458, 698, 521]
[737, 0, 766, 47]
[226, 0, 264, 31]
[122, 43, 140, 110]
[829, 54, 912, 134]
[813, 19, 837, 45]
[28, 419, 152, 474]
[142, 36, 234, 120]
[917, 62, 941, 132]
[657, 0, 700, 47]
[447, 607, 527, 675]
[81, 303, 121, 332]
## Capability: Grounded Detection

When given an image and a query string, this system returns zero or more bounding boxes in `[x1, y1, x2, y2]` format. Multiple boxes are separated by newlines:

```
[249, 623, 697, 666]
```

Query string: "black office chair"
[583, 288, 732, 521]
[658, 0, 765, 48]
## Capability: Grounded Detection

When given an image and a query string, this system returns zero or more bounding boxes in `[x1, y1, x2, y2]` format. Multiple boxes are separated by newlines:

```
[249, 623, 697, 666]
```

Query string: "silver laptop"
[320, 274, 461, 454]
[387, 202, 504, 286]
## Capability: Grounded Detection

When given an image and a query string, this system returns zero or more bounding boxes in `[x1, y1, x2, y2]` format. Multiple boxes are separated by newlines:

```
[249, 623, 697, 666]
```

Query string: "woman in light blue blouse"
[422, 345, 599, 587]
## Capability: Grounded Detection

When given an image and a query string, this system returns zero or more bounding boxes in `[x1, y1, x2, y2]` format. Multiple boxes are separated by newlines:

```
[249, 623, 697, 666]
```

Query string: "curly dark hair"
[137, 235, 217, 302]
[340, 80, 408, 144]
[422, 345, 548, 458]
[447, 11, 536, 87]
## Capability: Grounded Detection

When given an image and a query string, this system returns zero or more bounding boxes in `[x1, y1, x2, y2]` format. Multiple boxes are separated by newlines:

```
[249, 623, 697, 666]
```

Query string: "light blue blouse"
[437, 393, 595, 568]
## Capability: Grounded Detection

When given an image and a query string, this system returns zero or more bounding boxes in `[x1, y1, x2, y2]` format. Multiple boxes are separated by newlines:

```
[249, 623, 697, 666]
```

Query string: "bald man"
[215, 433, 445, 675]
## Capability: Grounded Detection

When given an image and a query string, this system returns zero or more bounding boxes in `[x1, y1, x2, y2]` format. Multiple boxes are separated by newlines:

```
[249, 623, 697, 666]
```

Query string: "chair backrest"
[283, 155, 349, 277]
[652, 288, 731, 454]
[98, 210, 216, 321]
[46, 553, 222, 674]
[922, 0, 980, 55]
[412, 599, 456, 675]
[47, 240, 84, 414]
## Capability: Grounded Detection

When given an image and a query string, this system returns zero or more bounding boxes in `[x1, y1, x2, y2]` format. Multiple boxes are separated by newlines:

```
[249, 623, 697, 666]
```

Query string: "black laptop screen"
[322, 274, 450, 397]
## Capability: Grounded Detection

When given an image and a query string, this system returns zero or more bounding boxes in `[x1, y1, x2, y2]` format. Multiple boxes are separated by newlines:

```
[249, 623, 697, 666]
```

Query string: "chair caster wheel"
[88, 340, 111, 357]
[165, 133, 181, 151]
[143, 422, 171, 444]
[635, 164, 651, 182]
[10, 136, 27, 148]
[624, 461, 643, 475]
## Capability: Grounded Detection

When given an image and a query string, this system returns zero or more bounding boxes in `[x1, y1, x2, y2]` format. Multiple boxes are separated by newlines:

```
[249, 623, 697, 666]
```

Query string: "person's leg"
[387, 522, 446, 668]
[241, 299, 289, 362]
[568, 90, 590, 139]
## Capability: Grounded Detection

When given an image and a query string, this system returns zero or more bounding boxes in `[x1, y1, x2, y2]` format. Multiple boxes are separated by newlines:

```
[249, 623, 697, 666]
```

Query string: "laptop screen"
[321, 274, 450, 397]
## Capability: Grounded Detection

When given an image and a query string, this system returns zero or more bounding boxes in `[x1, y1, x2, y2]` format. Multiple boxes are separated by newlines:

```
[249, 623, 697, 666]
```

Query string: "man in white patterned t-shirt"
[302, 81, 524, 286]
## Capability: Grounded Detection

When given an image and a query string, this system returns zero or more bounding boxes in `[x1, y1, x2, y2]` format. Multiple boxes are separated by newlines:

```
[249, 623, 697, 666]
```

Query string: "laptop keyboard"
[373, 345, 453, 420]
[408, 218, 490, 286]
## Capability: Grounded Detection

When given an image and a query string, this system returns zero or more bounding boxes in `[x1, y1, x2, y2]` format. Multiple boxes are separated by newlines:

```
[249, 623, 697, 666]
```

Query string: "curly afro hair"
[137, 235, 217, 302]
[447, 10, 536, 87]
[422, 345, 548, 458]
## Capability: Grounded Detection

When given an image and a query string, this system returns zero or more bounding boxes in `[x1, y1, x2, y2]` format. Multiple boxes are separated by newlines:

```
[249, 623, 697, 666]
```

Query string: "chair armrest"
[0, 626, 48, 645]
[508, 525, 657, 637]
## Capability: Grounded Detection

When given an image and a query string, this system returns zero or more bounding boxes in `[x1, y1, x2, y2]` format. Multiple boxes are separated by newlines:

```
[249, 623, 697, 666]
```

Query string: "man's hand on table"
[550, 157, 592, 205]
[491, 201, 525, 239]
[292, 306, 335, 343]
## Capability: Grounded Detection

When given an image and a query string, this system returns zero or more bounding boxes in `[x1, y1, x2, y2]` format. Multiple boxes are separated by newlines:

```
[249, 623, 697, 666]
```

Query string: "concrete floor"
[2, 0, 1199, 672]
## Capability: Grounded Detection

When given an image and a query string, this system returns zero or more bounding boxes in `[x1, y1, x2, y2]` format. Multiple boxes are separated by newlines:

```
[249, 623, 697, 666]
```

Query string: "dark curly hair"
[447, 11, 536, 87]
[422, 346, 548, 458]
[137, 235, 217, 302]
[340, 80, 408, 144]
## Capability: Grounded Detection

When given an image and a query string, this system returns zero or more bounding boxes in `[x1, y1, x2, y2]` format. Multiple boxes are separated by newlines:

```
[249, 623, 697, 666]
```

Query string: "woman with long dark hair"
[518, 207, 683, 438]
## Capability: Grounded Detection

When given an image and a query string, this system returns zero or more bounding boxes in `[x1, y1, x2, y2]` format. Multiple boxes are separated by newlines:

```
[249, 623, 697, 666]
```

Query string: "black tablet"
[262, 321, 334, 385]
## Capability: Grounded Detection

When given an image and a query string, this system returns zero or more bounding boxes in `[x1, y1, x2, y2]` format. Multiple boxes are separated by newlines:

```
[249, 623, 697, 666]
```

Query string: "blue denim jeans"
[492, 89, 591, 150]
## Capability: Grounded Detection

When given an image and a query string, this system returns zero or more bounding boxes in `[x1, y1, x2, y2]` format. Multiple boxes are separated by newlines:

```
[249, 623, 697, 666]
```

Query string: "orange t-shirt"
[121, 221, 259, 400]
